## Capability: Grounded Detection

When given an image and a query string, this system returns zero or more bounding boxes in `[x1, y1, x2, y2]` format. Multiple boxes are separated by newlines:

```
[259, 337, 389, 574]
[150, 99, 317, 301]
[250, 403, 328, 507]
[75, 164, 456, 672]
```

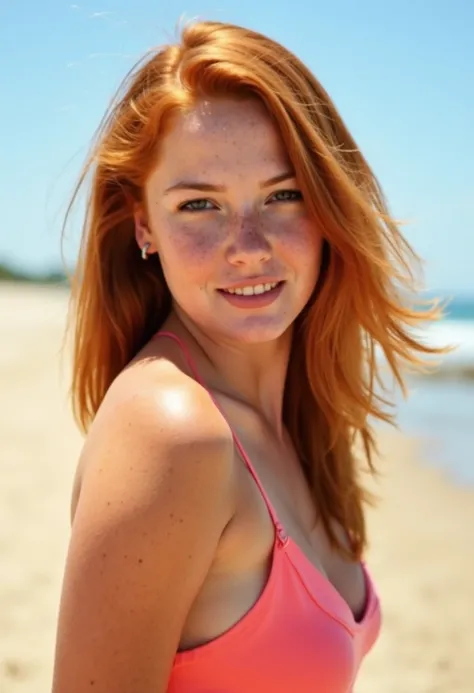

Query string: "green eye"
[270, 190, 303, 203]
[178, 199, 215, 212]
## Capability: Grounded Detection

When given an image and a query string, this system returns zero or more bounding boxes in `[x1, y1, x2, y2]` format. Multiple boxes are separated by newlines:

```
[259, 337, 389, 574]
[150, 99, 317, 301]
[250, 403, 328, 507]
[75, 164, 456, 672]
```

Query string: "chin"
[210, 315, 293, 345]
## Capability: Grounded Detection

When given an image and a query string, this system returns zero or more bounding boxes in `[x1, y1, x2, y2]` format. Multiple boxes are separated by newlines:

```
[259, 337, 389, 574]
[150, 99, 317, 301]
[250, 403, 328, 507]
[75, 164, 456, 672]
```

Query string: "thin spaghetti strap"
[154, 331, 285, 539]
[156, 331, 207, 388]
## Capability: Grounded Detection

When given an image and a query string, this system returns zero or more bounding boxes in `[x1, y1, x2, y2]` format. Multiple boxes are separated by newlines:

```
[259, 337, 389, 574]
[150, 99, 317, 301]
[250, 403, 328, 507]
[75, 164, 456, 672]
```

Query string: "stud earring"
[141, 242, 151, 260]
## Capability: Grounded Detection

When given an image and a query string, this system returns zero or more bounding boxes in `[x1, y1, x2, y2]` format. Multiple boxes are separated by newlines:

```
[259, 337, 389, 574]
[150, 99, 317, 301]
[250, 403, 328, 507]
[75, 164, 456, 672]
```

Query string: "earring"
[141, 242, 151, 260]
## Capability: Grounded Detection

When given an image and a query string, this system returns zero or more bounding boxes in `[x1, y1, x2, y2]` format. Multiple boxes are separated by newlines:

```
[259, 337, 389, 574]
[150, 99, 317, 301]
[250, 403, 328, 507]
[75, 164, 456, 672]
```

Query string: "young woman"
[52, 20, 440, 693]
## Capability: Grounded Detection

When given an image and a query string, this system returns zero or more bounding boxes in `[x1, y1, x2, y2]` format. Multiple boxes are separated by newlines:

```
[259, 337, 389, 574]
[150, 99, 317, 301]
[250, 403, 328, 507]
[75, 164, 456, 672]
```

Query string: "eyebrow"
[163, 170, 296, 195]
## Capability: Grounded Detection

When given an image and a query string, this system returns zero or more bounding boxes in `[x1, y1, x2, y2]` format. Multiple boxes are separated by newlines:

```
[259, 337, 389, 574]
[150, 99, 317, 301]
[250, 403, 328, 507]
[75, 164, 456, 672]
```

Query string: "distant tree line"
[0, 261, 68, 285]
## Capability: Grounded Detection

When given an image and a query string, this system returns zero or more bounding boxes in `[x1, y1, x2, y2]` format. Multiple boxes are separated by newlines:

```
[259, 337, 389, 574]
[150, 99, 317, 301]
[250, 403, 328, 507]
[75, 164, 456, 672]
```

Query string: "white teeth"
[223, 281, 279, 296]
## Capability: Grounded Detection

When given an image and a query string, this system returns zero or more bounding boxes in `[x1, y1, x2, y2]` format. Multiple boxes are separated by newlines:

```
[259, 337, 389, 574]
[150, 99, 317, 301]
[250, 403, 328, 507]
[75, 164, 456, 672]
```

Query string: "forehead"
[178, 97, 273, 136]
[154, 97, 290, 179]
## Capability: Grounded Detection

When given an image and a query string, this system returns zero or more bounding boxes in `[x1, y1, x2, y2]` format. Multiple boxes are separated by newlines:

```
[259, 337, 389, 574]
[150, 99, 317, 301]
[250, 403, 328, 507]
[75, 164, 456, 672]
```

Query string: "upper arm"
[52, 381, 235, 693]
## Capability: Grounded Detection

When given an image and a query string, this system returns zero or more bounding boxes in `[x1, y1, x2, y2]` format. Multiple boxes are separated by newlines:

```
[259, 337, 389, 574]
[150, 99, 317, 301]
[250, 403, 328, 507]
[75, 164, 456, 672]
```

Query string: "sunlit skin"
[135, 97, 323, 431]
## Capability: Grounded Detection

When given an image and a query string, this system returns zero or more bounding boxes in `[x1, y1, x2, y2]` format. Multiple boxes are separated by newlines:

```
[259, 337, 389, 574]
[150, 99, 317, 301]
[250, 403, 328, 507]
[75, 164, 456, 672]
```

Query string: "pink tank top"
[156, 331, 382, 693]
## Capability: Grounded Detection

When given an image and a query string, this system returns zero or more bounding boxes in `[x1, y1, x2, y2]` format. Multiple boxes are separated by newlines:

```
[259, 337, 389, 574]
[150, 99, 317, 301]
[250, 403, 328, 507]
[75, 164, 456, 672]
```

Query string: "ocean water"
[378, 295, 474, 486]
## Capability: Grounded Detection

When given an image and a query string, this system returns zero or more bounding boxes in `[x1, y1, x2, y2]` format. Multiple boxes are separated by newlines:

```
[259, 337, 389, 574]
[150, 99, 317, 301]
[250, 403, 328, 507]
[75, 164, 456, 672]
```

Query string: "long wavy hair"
[65, 20, 443, 559]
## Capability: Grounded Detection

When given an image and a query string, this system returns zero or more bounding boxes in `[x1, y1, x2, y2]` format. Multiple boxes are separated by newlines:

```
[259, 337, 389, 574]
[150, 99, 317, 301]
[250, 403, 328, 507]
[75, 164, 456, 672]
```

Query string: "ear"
[133, 207, 156, 254]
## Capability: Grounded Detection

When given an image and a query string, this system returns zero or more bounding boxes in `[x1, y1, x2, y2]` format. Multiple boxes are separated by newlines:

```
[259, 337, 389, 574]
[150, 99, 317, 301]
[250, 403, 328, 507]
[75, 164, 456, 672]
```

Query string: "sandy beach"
[1, 283, 473, 693]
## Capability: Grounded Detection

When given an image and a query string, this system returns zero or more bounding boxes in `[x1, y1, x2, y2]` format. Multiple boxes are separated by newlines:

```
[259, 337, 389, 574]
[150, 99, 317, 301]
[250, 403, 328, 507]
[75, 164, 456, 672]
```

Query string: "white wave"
[423, 321, 474, 367]
[375, 320, 474, 379]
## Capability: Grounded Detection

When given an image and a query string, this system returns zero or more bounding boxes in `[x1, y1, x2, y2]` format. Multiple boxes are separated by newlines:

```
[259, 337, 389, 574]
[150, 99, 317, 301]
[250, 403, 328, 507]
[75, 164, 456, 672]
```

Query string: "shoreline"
[1, 283, 473, 692]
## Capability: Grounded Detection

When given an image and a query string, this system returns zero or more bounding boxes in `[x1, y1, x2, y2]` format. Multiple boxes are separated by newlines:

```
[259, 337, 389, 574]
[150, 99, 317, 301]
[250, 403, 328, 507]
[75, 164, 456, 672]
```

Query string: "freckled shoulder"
[70, 350, 235, 524]
[79, 347, 236, 498]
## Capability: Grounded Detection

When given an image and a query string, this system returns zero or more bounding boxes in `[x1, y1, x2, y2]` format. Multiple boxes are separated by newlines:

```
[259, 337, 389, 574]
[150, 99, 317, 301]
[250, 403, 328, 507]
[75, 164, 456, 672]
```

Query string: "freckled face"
[140, 97, 322, 344]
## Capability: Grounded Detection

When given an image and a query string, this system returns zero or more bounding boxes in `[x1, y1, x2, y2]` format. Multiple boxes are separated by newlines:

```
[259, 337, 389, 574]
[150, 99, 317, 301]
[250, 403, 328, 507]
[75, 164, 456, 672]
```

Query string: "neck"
[165, 309, 292, 439]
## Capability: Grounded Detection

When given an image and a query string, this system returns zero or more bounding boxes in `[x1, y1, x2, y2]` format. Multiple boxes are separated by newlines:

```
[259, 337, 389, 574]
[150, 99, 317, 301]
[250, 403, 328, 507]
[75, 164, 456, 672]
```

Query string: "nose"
[225, 214, 272, 267]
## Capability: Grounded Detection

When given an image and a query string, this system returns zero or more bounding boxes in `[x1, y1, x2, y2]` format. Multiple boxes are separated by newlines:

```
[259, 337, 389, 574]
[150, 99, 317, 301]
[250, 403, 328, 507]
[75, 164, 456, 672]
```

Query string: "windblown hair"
[65, 20, 443, 559]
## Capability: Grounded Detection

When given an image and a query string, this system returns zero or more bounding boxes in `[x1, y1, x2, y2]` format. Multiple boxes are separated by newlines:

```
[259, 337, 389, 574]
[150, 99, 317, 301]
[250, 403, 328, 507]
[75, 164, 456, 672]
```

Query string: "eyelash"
[177, 189, 303, 212]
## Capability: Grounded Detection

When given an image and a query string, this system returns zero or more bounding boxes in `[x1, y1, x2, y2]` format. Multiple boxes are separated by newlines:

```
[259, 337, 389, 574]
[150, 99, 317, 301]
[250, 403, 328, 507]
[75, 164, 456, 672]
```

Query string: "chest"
[219, 424, 367, 621]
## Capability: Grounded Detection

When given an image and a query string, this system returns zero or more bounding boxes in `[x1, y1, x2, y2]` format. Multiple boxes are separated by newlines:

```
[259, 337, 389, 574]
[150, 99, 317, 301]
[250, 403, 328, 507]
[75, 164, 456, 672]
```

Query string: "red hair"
[64, 20, 444, 559]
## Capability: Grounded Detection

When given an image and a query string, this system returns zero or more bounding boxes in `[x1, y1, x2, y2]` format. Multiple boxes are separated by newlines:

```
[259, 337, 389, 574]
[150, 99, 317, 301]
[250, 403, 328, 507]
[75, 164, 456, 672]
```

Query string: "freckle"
[179, 518, 184, 524]
[169, 513, 174, 519]
[102, 552, 107, 558]
[124, 554, 128, 559]
[138, 558, 143, 564]
[107, 502, 111, 506]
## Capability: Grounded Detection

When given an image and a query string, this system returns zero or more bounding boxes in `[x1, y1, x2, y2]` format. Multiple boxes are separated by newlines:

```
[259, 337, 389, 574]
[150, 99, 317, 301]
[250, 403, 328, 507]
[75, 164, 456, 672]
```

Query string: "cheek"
[274, 216, 322, 264]
[160, 222, 223, 266]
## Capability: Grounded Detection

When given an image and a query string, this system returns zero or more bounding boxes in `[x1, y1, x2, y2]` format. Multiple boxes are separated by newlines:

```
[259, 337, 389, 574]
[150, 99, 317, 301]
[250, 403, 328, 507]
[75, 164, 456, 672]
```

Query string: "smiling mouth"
[219, 281, 283, 296]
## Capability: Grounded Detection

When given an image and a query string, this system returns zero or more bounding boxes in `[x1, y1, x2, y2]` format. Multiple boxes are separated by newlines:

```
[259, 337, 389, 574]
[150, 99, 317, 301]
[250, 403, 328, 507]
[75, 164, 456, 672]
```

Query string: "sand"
[0, 283, 473, 693]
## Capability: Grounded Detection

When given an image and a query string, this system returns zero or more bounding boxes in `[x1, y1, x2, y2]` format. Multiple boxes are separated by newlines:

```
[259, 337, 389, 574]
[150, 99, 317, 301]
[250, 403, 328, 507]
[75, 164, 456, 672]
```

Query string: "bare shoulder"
[53, 357, 235, 693]
[72, 353, 235, 516]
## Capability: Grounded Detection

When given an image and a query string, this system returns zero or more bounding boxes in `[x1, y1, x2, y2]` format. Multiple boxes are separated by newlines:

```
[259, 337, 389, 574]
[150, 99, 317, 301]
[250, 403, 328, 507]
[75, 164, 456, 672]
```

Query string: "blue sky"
[1, 0, 473, 293]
